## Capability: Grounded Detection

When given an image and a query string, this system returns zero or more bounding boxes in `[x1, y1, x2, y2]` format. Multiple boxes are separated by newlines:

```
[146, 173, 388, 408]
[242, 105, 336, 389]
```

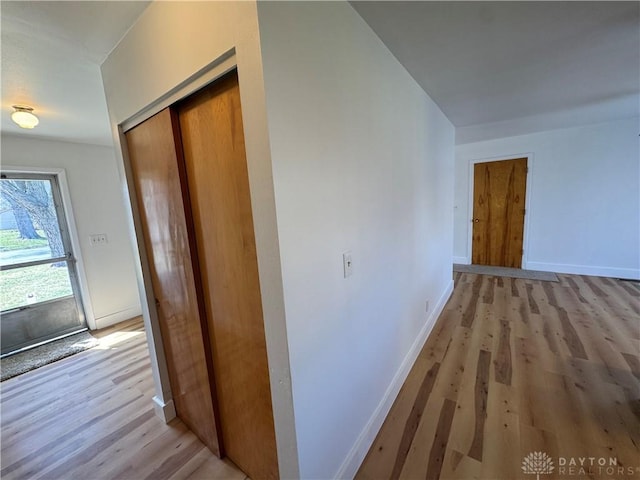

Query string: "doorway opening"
[0, 172, 86, 356]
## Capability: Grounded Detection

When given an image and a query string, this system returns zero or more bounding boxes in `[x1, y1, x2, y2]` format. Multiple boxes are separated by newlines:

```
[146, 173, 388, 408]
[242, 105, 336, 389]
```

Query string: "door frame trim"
[0, 165, 96, 328]
[120, 48, 236, 134]
[465, 153, 534, 269]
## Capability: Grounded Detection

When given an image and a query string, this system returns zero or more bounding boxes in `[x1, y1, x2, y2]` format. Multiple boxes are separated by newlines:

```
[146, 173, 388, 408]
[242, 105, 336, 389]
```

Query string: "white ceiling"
[351, 1, 640, 142]
[1, 1, 149, 146]
[1, 1, 638, 146]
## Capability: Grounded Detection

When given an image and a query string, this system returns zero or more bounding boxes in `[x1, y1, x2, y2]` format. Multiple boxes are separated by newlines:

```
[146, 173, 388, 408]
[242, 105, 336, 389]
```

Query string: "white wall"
[258, 3, 455, 478]
[1, 134, 141, 328]
[454, 117, 640, 279]
[101, 2, 299, 476]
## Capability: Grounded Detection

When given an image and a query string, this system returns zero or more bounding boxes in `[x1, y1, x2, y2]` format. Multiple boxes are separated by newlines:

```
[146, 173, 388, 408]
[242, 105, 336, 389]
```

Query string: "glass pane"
[0, 178, 63, 267]
[0, 262, 73, 311]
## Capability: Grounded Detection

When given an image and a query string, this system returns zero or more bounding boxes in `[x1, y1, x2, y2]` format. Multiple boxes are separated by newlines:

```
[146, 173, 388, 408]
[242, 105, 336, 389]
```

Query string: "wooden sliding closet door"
[125, 109, 221, 455]
[177, 71, 278, 480]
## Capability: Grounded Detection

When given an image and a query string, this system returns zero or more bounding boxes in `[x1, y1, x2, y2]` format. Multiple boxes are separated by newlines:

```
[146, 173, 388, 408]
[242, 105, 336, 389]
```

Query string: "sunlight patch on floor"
[94, 330, 145, 349]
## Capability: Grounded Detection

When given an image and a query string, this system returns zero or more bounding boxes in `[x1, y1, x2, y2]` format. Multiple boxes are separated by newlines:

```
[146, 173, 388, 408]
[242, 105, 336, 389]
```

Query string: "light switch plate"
[90, 234, 108, 246]
[343, 251, 353, 278]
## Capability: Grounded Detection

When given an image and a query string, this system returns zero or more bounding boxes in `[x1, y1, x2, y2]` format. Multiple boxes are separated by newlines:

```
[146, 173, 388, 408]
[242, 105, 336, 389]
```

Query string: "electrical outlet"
[343, 251, 353, 278]
[90, 234, 108, 246]
[425, 300, 430, 313]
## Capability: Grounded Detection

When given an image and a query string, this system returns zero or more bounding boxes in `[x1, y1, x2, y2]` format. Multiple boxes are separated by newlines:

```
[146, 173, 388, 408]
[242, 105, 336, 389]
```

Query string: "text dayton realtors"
[557, 457, 639, 477]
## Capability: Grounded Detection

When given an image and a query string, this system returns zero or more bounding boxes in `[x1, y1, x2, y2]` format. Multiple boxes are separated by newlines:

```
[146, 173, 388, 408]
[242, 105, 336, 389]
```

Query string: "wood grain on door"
[177, 71, 279, 480]
[125, 109, 222, 456]
[472, 158, 527, 268]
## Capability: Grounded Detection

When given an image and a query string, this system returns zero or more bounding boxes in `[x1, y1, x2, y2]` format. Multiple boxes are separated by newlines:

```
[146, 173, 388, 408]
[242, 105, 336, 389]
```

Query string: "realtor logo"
[522, 451, 555, 480]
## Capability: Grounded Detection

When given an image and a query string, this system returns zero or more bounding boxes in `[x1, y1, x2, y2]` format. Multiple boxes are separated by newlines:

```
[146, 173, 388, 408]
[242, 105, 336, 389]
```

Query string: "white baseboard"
[92, 305, 143, 330]
[525, 262, 639, 280]
[152, 395, 176, 423]
[334, 280, 455, 480]
[453, 256, 469, 265]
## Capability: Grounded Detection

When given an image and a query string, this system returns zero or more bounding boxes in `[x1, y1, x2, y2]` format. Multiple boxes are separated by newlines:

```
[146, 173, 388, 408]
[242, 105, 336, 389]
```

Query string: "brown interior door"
[471, 158, 527, 268]
[177, 71, 279, 480]
[125, 109, 222, 455]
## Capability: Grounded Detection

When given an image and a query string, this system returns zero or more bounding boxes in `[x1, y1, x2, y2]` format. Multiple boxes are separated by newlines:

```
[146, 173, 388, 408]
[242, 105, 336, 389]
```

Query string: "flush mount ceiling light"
[11, 105, 39, 129]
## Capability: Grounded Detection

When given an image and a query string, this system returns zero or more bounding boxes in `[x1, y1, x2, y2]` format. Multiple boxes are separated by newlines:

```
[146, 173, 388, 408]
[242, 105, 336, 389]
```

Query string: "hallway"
[357, 273, 640, 479]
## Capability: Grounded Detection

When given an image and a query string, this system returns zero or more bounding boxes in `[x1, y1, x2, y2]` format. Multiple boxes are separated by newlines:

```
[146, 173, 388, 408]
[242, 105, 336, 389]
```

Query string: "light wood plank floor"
[0, 317, 246, 480]
[357, 273, 640, 480]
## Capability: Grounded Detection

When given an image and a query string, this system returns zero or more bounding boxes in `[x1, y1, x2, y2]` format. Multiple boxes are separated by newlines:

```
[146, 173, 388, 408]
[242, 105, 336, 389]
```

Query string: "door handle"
[471, 218, 480, 223]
